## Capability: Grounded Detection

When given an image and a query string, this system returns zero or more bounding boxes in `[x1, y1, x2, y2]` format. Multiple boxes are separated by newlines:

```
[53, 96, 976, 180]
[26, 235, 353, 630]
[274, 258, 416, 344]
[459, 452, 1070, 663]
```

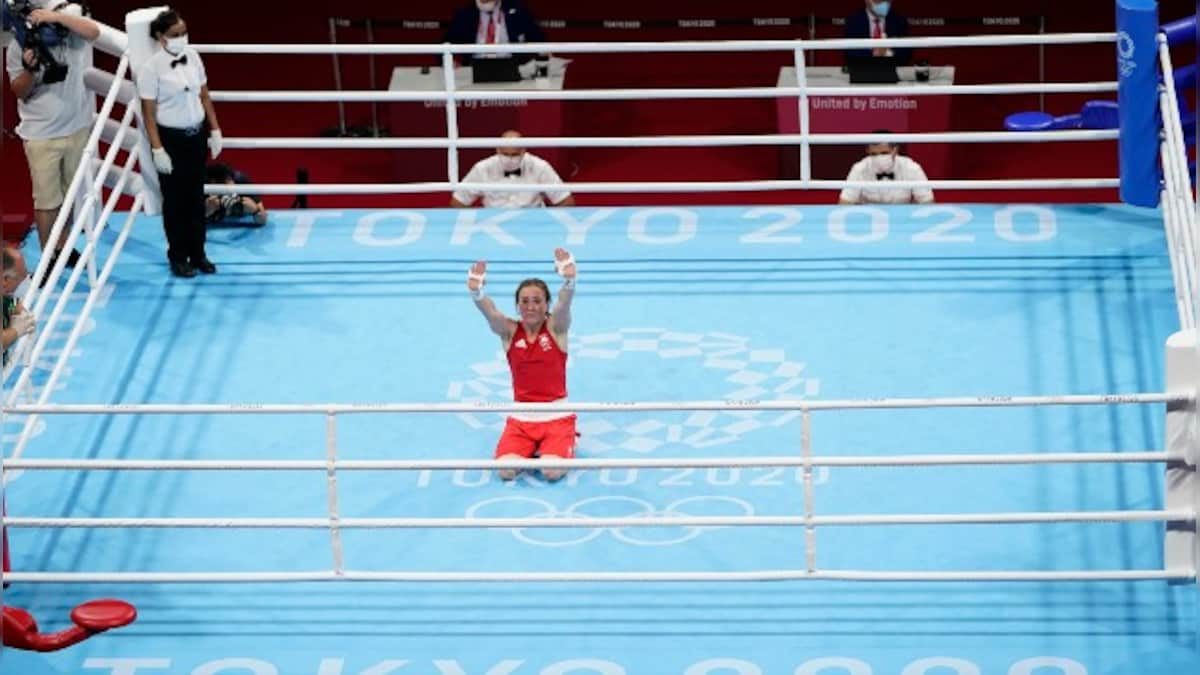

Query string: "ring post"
[1117, 0, 1162, 207]
[1164, 330, 1199, 581]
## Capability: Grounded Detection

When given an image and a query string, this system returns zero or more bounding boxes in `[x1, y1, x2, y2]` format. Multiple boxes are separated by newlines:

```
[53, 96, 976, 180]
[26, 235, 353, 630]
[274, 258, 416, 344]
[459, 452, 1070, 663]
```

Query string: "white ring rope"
[6, 392, 1181, 415]
[211, 82, 1118, 103]
[224, 130, 1120, 151]
[3, 26, 1194, 588]
[200, 178, 1123, 195]
[194, 33, 1117, 55]
[187, 31, 1125, 196]
[1, 570, 1187, 584]
[6, 510, 1192, 530]
[0, 452, 1176, 471]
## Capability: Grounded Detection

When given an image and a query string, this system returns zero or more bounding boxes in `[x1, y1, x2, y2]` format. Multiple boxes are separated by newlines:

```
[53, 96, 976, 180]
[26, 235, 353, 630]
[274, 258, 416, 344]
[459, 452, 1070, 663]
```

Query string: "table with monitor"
[775, 65, 956, 181]
[386, 58, 569, 182]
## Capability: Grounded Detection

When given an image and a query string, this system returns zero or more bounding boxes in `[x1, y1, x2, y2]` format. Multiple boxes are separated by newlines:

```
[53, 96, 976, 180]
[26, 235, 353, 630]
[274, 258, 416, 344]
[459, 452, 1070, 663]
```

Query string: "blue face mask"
[872, 1, 891, 17]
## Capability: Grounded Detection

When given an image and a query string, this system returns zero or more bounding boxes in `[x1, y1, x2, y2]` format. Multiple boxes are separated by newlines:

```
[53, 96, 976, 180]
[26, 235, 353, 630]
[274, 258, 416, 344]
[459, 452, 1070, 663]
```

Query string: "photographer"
[204, 163, 267, 227]
[4, 1, 98, 279]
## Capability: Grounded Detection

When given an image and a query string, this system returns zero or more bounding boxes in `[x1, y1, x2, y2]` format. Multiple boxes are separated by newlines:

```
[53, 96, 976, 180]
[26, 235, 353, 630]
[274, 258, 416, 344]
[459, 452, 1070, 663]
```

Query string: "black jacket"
[844, 9, 912, 65]
[443, 1, 546, 64]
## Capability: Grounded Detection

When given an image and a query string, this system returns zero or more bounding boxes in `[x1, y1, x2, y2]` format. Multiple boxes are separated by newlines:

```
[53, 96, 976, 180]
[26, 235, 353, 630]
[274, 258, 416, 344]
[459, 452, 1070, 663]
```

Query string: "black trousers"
[158, 125, 208, 264]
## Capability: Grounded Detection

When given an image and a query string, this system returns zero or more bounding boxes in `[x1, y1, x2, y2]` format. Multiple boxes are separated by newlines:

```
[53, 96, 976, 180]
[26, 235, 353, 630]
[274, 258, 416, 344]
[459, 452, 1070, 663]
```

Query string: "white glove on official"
[152, 146, 173, 175]
[208, 129, 223, 159]
[10, 311, 35, 337]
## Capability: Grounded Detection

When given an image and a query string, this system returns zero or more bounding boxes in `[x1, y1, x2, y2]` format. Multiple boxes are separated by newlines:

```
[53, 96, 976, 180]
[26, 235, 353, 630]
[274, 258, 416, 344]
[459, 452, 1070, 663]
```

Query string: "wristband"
[470, 287, 486, 301]
[562, 278, 575, 290]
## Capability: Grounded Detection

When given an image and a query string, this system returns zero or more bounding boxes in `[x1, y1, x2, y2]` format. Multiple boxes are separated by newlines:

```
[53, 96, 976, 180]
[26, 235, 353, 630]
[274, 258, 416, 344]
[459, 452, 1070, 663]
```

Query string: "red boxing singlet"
[507, 322, 567, 403]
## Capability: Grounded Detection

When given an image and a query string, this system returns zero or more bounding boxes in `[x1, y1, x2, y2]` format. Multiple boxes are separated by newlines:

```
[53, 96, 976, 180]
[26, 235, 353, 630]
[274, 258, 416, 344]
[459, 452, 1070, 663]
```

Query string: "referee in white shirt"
[450, 130, 575, 208]
[838, 131, 935, 205]
[136, 9, 223, 278]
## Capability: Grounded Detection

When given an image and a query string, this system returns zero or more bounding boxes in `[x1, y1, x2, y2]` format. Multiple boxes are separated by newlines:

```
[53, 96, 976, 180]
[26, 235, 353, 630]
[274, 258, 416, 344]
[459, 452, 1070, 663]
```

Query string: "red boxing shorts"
[495, 415, 577, 459]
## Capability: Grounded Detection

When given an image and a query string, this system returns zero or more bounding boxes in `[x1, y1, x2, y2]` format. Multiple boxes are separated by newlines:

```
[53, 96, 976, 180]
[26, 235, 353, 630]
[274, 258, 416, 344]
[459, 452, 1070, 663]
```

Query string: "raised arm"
[549, 248, 576, 335]
[467, 260, 513, 338]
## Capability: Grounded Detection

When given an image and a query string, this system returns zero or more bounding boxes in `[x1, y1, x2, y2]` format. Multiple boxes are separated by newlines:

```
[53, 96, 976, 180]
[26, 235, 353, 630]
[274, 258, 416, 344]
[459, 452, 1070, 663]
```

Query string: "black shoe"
[63, 248, 81, 268]
[170, 260, 197, 278]
[192, 257, 217, 274]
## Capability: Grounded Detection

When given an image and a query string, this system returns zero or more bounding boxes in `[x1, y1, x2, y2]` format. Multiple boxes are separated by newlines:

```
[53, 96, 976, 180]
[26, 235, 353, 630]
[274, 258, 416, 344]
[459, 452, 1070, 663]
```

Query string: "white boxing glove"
[152, 146, 173, 175]
[518, 60, 537, 79]
[10, 311, 35, 337]
[208, 129, 223, 159]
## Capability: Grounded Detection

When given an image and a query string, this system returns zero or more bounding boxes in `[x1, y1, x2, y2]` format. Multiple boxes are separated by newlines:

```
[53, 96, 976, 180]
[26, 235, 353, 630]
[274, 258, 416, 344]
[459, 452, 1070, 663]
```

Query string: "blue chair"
[1080, 100, 1120, 129]
[1003, 110, 1082, 131]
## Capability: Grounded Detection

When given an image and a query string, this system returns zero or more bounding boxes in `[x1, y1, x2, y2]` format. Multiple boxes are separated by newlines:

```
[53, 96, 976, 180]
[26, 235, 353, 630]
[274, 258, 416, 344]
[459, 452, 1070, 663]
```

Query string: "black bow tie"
[876, 172, 895, 180]
[170, 55, 188, 68]
[503, 169, 522, 177]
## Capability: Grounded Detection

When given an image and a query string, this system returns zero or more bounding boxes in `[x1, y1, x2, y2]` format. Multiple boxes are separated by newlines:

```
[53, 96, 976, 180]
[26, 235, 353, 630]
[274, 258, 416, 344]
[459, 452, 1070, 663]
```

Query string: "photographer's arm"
[10, 51, 38, 100]
[28, 9, 99, 41]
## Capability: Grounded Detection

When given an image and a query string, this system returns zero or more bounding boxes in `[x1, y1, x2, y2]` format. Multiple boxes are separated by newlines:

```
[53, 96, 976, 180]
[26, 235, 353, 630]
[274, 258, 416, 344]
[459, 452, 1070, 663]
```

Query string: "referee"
[136, 8, 222, 278]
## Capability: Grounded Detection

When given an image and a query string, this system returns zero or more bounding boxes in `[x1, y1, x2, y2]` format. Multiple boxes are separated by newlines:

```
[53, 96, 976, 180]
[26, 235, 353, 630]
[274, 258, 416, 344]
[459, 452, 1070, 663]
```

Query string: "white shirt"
[136, 47, 208, 129]
[476, 7, 512, 48]
[839, 155, 934, 205]
[5, 33, 94, 140]
[453, 153, 571, 208]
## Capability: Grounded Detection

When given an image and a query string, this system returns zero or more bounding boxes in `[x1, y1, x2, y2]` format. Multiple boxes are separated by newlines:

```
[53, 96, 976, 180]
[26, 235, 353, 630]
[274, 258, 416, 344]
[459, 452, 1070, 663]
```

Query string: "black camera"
[1, 0, 81, 85]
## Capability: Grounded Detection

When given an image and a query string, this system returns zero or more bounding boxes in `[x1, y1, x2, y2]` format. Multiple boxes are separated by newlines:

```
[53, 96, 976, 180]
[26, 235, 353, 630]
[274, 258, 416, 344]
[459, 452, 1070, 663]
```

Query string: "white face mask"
[498, 154, 523, 172]
[870, 153, 896, 173]
[164, 35, 188, 56]
[476, 0, 498, 11]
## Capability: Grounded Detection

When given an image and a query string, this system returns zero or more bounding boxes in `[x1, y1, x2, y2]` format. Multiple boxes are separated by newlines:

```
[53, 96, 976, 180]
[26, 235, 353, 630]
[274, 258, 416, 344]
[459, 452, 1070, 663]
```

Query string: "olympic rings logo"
[465, 494, 755, 547]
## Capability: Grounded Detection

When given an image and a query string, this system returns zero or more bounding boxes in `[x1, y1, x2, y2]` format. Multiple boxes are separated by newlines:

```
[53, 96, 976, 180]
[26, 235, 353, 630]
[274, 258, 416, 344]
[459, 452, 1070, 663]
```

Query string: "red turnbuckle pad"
[71, 599, 138, 631]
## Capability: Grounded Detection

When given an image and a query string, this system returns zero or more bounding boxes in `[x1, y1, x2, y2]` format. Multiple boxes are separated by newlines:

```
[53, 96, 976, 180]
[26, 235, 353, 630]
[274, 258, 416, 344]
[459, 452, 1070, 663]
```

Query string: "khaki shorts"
[22, 126, 89, 211]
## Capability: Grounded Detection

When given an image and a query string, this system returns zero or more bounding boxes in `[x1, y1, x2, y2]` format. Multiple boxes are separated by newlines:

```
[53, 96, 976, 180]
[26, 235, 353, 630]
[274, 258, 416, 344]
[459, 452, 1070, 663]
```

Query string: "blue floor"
[2, 204, 1197, 674]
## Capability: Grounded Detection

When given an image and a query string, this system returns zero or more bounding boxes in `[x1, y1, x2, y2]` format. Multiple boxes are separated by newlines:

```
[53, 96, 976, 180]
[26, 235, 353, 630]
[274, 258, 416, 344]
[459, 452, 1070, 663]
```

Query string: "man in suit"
[443, 0, 546, 64]
[844, 0, 913, 65]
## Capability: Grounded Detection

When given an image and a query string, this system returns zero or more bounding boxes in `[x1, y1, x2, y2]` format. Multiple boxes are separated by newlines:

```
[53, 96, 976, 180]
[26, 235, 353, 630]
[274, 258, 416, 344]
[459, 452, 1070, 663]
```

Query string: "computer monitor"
[847, 57, 899, 84]
[471, 57, 523, 84]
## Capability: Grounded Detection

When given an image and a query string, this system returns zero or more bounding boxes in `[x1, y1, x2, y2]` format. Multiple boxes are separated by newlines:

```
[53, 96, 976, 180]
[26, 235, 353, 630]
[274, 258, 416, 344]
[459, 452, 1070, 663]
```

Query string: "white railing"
[2, 393, 1195, 585]
[3, 27, 1193, 588]
[1157, 35, 1199, 331]
[190, 32, 1121, 195]
[2, 53, 148, 411]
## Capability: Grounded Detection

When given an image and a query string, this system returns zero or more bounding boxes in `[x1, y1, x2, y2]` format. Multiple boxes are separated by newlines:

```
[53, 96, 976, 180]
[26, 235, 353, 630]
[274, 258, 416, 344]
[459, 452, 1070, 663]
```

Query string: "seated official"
[2, 246, 36, 365]
[838, 133, 934, 205]
[204, 163, 267, 226]
[451, 130, 575, 209]
[443, 0, 546, 65]
[844, 0, 912, 65]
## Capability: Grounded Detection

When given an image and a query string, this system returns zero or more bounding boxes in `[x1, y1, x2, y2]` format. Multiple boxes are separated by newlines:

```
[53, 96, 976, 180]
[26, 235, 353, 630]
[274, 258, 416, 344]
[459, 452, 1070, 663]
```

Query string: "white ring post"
[1165, 330, 1199, 579]
[793, 46, 811, 185]
[801, 410, 816, 573]
[125, 7, 168, 215]
[325, 413, 344, 576]
[440, 48, 461, 184]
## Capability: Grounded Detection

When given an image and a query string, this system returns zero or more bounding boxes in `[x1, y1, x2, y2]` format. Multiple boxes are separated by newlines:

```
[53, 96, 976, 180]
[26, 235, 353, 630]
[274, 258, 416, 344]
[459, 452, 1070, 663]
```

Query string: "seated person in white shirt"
[838, 131, 934, 205]
[450, 130, 576, 208]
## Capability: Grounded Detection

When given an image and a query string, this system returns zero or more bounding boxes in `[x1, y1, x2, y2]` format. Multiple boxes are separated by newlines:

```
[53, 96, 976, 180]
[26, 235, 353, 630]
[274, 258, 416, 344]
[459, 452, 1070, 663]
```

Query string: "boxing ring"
[1, 10, 1198, 675]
